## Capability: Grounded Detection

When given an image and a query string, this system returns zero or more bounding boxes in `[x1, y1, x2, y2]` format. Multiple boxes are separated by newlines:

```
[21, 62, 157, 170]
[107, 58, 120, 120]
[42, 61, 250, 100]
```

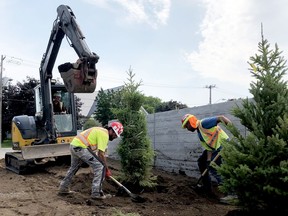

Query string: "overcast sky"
[1, 0, 288, 115]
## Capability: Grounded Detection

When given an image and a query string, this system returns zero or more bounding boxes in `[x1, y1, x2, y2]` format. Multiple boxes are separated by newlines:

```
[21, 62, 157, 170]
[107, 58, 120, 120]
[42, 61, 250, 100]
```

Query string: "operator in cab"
[52, 92, 66, 114]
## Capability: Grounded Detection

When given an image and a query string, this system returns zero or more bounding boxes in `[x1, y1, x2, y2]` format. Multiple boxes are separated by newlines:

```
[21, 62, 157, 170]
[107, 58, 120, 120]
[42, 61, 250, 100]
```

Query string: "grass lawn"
[1, 139, 12, 148]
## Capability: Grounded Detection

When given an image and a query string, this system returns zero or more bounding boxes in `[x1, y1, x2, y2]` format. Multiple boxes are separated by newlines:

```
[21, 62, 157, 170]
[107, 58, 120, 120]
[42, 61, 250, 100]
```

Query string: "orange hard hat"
[181, 114, 199, 129]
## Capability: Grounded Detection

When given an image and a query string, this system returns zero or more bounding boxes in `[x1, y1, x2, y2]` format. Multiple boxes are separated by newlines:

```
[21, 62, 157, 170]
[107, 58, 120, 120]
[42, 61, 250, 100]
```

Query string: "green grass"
[1, 139, 12, 148]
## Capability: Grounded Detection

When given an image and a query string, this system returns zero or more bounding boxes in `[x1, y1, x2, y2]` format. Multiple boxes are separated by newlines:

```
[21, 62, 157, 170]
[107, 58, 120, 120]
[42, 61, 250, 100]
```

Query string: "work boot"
[58, 187, 76, 196]
[219, 194, 238, 205]
[91, 193, 112, 200]
[58, 190, 76, 196]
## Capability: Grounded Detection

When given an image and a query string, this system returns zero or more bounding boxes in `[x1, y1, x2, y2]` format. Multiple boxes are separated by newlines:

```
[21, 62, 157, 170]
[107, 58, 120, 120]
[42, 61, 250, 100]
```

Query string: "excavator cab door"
[51, 85, 77, 137]
[52, 89, 74, 134]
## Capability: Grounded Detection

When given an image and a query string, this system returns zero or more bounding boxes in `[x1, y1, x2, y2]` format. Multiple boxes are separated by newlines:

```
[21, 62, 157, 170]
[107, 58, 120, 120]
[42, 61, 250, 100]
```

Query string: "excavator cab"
[35, 84, 77, 136]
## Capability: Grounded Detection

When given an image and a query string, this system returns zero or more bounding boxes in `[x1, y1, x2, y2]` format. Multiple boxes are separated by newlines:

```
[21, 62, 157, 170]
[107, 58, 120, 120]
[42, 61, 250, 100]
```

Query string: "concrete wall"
[108, 99, 247, 178]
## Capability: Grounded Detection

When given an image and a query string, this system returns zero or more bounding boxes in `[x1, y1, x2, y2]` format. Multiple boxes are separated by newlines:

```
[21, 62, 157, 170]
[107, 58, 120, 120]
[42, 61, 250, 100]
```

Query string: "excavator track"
[5, 151, 71, 175]
[5, 152, 32, 175]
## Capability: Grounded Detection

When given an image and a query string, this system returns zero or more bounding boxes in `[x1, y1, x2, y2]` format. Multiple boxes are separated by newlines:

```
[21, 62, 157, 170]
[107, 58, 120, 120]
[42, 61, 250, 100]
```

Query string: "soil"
[0, 158, 239, 216]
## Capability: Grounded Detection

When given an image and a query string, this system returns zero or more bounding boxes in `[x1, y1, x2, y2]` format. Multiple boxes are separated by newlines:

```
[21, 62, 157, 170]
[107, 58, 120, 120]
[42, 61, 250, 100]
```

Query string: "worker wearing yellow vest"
[58, 121, 124, 200]
[181, 114, 231, 194]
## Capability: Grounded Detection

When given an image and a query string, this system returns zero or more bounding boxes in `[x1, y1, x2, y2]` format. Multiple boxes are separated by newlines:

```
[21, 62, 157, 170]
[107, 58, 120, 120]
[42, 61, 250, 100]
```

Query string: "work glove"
[105, 168, 112, 178]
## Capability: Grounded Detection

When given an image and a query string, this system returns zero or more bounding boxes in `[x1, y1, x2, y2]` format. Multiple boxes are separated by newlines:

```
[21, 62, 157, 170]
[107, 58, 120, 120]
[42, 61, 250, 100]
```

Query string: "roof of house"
[85, 85, 124, 117]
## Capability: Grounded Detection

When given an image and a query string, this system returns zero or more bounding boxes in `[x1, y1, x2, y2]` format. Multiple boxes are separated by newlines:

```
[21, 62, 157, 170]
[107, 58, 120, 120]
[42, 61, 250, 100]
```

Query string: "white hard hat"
[109, 122, 124, 137]
[53, 93, 61, 97]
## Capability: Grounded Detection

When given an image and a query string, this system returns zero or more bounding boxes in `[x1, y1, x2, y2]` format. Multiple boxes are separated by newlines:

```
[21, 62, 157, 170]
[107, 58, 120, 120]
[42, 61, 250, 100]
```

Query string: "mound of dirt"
[0, 158, 238, 216]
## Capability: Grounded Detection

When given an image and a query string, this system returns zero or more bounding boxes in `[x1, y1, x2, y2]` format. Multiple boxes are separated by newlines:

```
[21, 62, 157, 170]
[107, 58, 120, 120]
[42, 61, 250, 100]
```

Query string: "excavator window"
[52, 89, 74, 133]
[52, 91, 67, 114]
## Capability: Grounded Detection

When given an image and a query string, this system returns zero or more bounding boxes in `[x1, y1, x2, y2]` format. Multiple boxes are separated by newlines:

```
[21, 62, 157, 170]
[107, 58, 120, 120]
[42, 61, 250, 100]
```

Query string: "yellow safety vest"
[198, 122, 229, 151]
[71, 127, 109, 152]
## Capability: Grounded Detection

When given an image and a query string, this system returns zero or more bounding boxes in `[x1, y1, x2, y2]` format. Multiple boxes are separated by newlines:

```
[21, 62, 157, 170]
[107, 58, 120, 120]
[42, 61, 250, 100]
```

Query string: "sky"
[1, 0, 288, 115]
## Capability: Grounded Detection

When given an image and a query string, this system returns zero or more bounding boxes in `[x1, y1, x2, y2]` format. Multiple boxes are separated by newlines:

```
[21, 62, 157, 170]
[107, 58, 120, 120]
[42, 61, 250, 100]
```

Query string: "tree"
[155, 100, 187, 112]
[75, 95, 84, 129]
[217, 31, 288, 214]
[2, 77, 39, 140]
[113, 68, 155, 187]
[142, 96, 162, 113]
[14, 77, 39, 116]
[83, 118, 101, 130]
[2, 84, 19, 140]
[93, 88, 123, 126]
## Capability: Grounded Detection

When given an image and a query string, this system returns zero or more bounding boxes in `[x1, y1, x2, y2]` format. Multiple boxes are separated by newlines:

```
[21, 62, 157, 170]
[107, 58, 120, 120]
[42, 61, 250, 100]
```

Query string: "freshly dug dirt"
[0, 158, 238, 216]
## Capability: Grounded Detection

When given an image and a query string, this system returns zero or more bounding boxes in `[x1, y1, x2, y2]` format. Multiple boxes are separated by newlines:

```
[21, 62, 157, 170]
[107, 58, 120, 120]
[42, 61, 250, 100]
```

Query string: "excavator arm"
[56, 5, 99, 93]
[40, 4, 99, 94]
[39, 5, 99, 141]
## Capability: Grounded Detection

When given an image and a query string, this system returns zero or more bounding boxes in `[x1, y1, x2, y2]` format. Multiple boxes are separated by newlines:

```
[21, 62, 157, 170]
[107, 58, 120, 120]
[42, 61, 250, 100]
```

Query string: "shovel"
[86, 147, 146, 203]
[109, 176, 146, 203]
[193, 152, 221, 188]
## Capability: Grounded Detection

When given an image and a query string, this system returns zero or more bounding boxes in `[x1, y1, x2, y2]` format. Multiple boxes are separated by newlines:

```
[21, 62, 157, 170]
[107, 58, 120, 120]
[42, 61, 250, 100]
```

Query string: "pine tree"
[113, 68, 155, 187]
[217, 31, 288, 213]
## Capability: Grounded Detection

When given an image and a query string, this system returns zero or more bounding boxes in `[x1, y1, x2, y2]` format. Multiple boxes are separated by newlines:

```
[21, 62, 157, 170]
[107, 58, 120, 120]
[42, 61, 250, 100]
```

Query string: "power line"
[214, 87, 249, 98]
[5, 55, 39, 66]
[142, 82, 203, 89]
[99, 75, 203, 89]
[205, 84, 216, 104]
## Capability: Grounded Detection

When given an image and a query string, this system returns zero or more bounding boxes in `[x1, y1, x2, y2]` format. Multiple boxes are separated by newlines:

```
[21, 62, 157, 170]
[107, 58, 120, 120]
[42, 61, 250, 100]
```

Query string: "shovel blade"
[131, 194, 147, 203]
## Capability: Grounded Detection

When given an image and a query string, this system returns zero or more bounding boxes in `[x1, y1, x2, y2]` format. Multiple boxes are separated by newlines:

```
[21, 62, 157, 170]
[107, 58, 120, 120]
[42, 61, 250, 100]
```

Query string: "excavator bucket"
[58, 57, 98, 93]
[21, 143, 70, 160]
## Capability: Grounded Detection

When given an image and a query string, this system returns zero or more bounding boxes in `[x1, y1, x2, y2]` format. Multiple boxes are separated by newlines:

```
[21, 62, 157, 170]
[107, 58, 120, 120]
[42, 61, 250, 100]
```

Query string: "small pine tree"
[113, 67, 155, 187]
[217, 30, 288, 213]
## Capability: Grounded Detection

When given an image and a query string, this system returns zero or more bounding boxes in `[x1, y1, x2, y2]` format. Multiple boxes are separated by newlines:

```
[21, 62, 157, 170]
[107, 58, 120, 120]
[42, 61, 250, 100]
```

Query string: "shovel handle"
[195, 153, 221, 186]
[201, 152, 221, 177]
[109, 176, 132, 195]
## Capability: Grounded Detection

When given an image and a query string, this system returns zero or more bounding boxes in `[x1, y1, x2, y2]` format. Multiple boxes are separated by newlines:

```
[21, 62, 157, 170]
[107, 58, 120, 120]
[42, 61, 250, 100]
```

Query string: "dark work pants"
[197, 148, 222, 192]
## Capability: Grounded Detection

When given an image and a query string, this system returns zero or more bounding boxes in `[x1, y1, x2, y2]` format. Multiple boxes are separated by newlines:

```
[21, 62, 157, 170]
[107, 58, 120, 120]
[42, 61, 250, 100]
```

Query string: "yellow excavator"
[5, 5, 99, 174]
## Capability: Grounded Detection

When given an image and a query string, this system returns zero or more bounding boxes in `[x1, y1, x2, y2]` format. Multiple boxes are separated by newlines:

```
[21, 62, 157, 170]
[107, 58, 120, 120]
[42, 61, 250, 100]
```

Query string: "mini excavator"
[5, 5, 98, 174]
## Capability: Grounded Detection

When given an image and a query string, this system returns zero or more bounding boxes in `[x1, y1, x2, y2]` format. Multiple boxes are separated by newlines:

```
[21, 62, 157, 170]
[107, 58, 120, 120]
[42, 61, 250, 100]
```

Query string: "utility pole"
[0, 55, 6, 147]
[205, 84, 216, 104]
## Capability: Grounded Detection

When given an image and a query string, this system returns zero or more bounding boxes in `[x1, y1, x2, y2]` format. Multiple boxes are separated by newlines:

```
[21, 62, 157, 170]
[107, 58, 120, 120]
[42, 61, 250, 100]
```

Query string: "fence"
[108, 99, 247, 177]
